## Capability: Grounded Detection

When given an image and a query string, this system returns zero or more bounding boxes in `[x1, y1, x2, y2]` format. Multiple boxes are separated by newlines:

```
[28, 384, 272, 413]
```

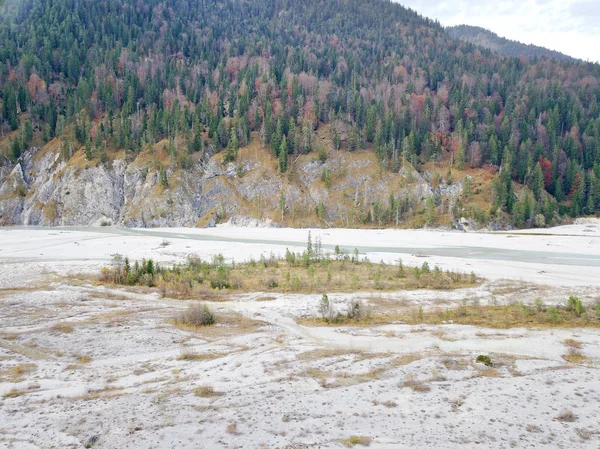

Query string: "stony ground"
[1, 226, 599, 448]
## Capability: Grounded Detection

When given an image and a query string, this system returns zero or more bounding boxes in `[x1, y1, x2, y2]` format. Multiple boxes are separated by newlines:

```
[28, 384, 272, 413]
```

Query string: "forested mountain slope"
[447, 25, 576, 62]
[1, 0, 599, 228]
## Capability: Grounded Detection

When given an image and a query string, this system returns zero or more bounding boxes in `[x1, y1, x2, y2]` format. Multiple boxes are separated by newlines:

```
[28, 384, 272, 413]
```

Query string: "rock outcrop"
[0, 141, 464, 228]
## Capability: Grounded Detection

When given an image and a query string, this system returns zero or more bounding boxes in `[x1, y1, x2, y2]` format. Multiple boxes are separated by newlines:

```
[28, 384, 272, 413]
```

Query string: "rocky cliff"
[0, 134, 470, 229]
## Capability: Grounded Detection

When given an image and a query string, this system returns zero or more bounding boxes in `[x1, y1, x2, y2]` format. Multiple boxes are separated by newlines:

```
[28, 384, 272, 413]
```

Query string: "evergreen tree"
[224, 127, 239, 163]
[278, 135, 288, 173]
[532, 162, 544, 200]
[271, 118, 283, 157]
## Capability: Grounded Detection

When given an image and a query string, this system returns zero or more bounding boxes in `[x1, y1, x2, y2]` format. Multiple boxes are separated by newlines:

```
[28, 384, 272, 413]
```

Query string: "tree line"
[1, 0, 600, 224]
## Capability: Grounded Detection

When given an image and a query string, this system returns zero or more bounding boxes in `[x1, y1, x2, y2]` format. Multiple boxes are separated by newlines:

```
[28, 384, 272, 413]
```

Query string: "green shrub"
[567, 296, 585, 317]
[210, 265, 230, 289]
[475, 355, 493, 367]
[175, 304, 215, 327]
[319, 294, 333, 322]
[545, 306, 561, 323]
[264, 278, 279, 288]
[534, 298, 545, 313]
[321, 168, 331, 188]
[346, 299, 369, 321]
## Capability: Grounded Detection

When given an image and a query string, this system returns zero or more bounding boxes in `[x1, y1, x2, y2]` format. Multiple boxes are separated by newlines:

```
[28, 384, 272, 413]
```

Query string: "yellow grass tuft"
[176, 352, 225, 361]
[52, 323, 74, 334]
[563, 347, 587, 364]
[2, 389, 27, 399]
[193, 385, 224, 398]
[563, 338, 582, 349]
[0, 363, 36, 383]
[340, 435, 372, 447]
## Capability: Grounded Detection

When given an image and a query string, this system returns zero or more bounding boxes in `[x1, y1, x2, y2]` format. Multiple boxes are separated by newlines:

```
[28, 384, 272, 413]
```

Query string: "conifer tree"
[278, 135, 288, 173]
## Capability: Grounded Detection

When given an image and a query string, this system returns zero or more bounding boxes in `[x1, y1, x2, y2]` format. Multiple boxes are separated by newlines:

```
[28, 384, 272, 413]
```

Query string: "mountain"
[1, 0, 599, 229]
[447, 25, 576, 62]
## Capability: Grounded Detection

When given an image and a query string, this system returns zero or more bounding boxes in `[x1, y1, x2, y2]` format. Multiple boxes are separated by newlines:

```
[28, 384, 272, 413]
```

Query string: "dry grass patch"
[476, 368, 501, 378]
[77, 355, 93, 364]
[300, 301, 600, 329]
[366, 295, 413, 310]
[194, 385, 224, 398]
[176, 311, 264, 339]
[226, 423, 240, 435]
[402, 374, 431, 392]
[296, 348, 360, 361]
[51, 322, 74, 334]
[0, 341, 52, 360]
[77, 386, 125, 401]
[301, 367, 370, 389]
[0, 285, 57, 298]
[390, 353, 423, 366]
[65, 354, 93, 370]
[298, 352, 423, 388]
[563, 347, 587, 363]
[563, 338, 583, 349]
[0, 332, 19, 341]
[340, 435, 372, 447]
[303, 367, 332, 379]
[489, 281, 543, 296]
[441, 357, 470, 371]
[176, 351, 227, 361]
[0, 363, 36, 382]
[366, 354, 424, 379]
[87, 291, 131, 301]
[2, 388, 27, 399]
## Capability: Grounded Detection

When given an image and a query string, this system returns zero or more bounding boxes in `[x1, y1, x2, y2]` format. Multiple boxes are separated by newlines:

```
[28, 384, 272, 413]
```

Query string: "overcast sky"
[395, 0, 600, 63]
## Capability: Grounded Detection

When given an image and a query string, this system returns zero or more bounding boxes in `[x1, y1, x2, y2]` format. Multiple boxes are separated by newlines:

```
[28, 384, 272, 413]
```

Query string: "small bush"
[475, 355, 493, 367]
[567, 296, 585, 317]
[575, 428, 593, 441]
[194, 385, 222, 397]
[319, 294, 333, 322]
[545, 306, 561, 323]
[564, 338, 582, 349]
[318, 145, 328, 163]
[210, 264, 231, 290]
[534, 214, 546, 228]
[321, 168, 331, 188]
[563, 347, 586, 363]
[176, 304, 215, 327]
[263, 277, 279, 289]
[346, 299, 369, 321]
[555, 409, 577, 422]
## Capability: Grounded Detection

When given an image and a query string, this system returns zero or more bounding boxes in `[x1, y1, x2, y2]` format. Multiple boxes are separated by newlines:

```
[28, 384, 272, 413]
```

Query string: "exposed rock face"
[0, 144, 462, 228]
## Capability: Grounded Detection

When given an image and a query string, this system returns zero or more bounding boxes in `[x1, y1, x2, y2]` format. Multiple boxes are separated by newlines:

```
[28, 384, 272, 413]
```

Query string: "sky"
[395, 0, 600, 63]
